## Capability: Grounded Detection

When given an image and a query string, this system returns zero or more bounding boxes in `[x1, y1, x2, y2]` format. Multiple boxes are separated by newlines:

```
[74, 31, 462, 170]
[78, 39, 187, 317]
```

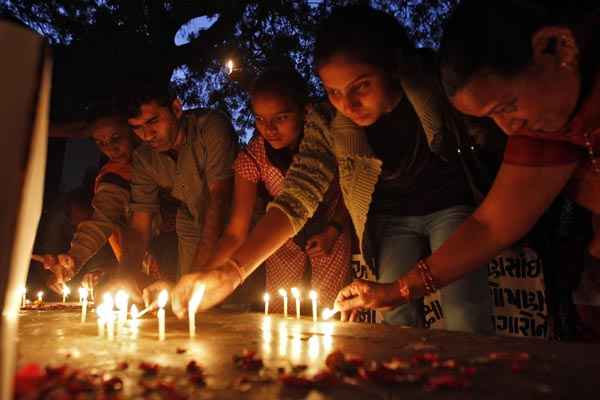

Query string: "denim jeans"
[372, 205, 492, 334]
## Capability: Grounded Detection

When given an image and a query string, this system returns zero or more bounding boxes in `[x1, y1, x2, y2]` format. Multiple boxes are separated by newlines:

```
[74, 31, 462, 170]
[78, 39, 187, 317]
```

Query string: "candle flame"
[37, 291, 43, 301]
[78, 287, 89, 300]
[322, 307, 334, 320]
[226, 59, 234, 74]
[278, 288, 287, 297]
[96, 303, 106, 319]
[263, 292, 270, 302]
[188, 284, 205, 312]
[103, 293, 114, 310]
[157, 289, 169, 309]
[291, 287, 300, 298]
[62, 285, 70, 296]
[309, 290, 317, 300]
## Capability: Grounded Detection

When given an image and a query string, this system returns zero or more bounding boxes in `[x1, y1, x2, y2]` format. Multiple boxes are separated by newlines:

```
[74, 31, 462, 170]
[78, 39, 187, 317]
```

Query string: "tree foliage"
[1, 0, 459, 134]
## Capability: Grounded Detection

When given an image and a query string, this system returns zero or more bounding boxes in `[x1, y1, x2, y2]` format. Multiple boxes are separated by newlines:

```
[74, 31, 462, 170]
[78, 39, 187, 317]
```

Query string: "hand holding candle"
[278, 288, 288, 318]
[291, 287, 301, 319]
[309, 290, 318, 322]
[188, 283, 205, 338]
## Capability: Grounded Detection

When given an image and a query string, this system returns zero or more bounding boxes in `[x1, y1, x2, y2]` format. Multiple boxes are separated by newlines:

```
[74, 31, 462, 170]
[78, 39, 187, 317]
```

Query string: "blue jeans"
[372, 205, 492, 334]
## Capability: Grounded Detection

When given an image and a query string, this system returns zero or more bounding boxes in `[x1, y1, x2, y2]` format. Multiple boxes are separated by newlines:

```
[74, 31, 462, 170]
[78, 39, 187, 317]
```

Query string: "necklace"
[583, 130, 600, 174]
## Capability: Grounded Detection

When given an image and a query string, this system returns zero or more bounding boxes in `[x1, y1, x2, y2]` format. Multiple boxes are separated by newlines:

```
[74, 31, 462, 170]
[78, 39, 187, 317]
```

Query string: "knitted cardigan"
[268, 51, 503, 268]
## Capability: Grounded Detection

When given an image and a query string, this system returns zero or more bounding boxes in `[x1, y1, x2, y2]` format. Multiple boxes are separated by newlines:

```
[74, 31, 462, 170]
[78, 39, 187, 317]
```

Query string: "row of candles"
[20, 284, 338, 342]
[19, 286, 90, 308]
[94, 284, 206, 341]
[264, 288, 338, 321]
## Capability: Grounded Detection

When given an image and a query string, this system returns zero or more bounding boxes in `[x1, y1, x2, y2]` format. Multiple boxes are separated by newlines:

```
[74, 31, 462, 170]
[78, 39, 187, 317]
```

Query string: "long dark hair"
[250, 66, 309, 174]
[440, 0, 600, 98]
[313, 5, 415, 91]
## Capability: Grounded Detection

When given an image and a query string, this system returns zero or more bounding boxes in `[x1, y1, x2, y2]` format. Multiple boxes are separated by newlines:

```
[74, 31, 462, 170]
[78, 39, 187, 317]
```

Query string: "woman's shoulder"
[236, 133, 268, 167]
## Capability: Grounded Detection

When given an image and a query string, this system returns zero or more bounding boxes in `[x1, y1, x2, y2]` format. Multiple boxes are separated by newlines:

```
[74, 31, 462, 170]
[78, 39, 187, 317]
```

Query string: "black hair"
[249, 66, 309, 174]
[120, 78, 176, 119]
[249, 67, 310, 109]
[314, 5, 415, 77]
[85, 98, 123, 125]
[440, 0, 599, 97]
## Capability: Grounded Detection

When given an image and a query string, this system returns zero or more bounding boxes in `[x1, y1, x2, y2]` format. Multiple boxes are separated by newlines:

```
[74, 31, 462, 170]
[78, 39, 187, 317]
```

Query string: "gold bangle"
[226, 258, 245, 286]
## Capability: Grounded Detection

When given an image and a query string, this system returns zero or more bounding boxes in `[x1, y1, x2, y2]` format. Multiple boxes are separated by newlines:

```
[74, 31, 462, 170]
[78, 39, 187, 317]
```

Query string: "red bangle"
[416, 259, 438, 295]
[396, 279, 411, 302]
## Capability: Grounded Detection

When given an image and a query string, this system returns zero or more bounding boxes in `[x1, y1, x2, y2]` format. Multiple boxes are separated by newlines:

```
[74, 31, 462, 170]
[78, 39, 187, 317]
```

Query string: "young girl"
[186, 68, 352, 310]
[171, 6, 500, 334]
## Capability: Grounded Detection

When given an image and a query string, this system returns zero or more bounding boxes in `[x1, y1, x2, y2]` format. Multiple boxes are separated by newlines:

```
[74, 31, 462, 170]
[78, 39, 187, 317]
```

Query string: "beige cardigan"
[268, 52, 499, 267]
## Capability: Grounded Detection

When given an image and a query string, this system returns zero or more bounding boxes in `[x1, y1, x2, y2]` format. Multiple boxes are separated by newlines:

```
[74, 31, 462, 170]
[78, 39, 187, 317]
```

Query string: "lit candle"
[309, 290, 318, 322]
[62, 285, 70, 303]
[322, 307, 340, 321]
[291, 287, 301, 319]
[79, 287, 89, 323]
[130, 304, 139, 337]
[278, 320, 288, 357]
[36, 291, 44, 303]
[96, 303, 106, 337]
[20, 287, 27, 308]
[103, 293, 115, 341]
[278, 288, 288, 318]
[78, 287, 85, 305]
[263, 293, 270, 316]
[157, 289, 168, 341]
[188, 284, 205, 338]
[115, 290, 129, 327]
[226, 59, 234, 74]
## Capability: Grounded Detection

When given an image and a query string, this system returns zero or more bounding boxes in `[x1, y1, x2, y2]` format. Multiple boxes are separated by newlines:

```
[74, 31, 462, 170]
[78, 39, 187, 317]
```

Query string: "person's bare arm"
[409, 161, 579, 293]
[200, 175, 258, 270]
[192, 177, 233, 269]
[119, 211, 154, 274]
[335, 161, 579, 314]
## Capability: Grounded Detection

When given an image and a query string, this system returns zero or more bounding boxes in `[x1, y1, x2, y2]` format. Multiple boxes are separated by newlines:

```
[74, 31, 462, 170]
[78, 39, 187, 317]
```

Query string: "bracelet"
[396, 279, 411, 303]
[416, 259, 438, 295]
[226, 258, 245, 286]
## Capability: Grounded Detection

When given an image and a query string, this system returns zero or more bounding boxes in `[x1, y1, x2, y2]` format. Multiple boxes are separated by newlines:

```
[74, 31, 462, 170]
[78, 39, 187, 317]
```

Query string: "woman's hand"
[81, 270, 104, 291]
[333, 279, 410, 322]
[142, 280, 174, 309]
[306, 226, 339, 257]
[171, 262, 242, 319]
[42, 254, 76, 294]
